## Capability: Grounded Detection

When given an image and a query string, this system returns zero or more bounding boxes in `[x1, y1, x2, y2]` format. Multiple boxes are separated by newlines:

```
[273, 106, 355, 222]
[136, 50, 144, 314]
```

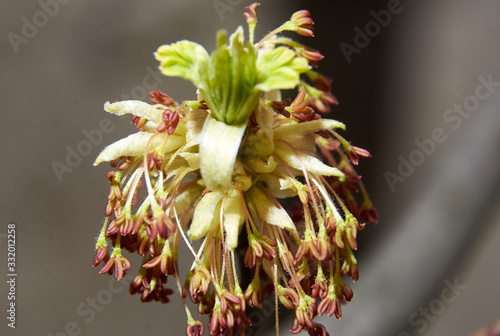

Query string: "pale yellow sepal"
[172, 183, 205, 228]
[188, 191, 224, 241]
[104, 101, 163, 125]
[223, 190, 245, 250]
[93, 132, 186, 166]
[199, 115, 247, 191]
[274, 141, 345, 181]
[273, 119, 345, 140]
[246, 186, 296, 231]
[94, 132, 158, 166]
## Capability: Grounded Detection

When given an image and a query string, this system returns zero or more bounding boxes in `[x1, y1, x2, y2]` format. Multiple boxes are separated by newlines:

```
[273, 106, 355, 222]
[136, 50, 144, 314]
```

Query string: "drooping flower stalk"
[92, 3, 377, 336]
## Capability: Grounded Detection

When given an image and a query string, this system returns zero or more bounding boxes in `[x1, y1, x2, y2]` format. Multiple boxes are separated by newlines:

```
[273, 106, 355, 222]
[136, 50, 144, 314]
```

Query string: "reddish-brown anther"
[107, 170, 116, 182]
[293, 112, 321, 122]
[290, 318, 305, 334]
[150, 89, 174, 106]
[105, 202, 114, 217]
[209, 309, 226, 334]
[197, 293, 214, 315]
[291, 88, 307, 111]
[291, 10, 315, 37]
[189, 267, 212, 303]
[129, 272, 148, 295]
[325, 214, 336, 236]
[295, 237, 321, 263]
[307, 71, 332, 92]
[244, 279, 262, 308]
[132, 115, 147, 130]
[93, 246, 109, 267]
[219, 290, 242, 314]
[270, 98, 292, 117]
[244, 2, 260, 24]
[154, 287, 174, 303]
[187, 321, 205, 336]
[244, 234, 277, 268]
[157, 109, 180, 135]
[317, 294, 341, 319]
[140, 283, 174, 304]
[315, 129, 330, 139]
[346, 145, 371, 166]
[309, 91, 338, 113]
[348, 263, 359, 282]
[359, 203, 379, 224]
[311, 277, 328, 300]
[118, 156, 134, 171]
[99, 254, 131, 281]
[278, 287, 300, 310]
[299, 48, 324, 67]
[342, 284, 354, 302]
[308, 323, 330, 336]
[295, 304, 316, 331]
[143, 251, 175, 275]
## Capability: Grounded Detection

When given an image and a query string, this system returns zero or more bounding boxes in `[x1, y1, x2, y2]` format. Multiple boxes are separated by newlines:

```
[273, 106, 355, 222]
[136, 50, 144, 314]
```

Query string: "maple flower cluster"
[92, 3, 377, 336]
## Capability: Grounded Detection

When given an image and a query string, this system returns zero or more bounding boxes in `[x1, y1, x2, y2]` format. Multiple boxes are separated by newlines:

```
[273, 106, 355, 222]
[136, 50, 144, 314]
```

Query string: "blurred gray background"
[1, 0, 499, 335]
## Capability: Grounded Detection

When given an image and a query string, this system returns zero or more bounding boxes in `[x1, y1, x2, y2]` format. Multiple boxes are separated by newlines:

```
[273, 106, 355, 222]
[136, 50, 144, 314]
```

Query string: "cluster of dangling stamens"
[92, 4, 377, 335]
[93, 82, 377, 336]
